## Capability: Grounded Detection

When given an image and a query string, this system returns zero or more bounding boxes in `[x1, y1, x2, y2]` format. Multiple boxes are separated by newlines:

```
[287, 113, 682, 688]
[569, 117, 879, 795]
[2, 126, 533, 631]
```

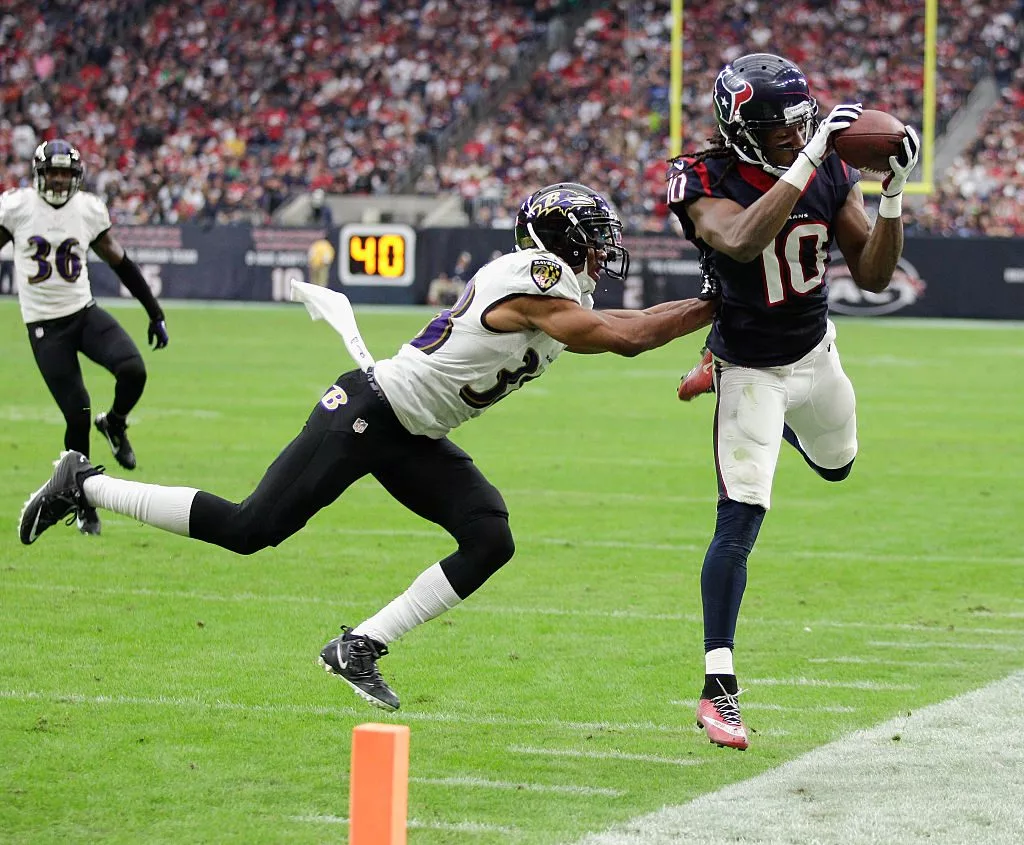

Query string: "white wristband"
[780, 154, 816, 192]
[877, 192, 903, 218]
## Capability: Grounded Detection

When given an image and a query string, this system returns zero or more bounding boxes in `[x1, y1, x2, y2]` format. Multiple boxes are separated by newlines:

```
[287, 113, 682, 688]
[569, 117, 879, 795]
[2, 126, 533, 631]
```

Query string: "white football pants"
[712, 320, 858, 510]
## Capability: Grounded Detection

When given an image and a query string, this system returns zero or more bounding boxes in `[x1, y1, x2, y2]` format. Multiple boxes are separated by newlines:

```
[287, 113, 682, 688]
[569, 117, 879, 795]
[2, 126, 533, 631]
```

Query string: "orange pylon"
[349, 723, 410, 845]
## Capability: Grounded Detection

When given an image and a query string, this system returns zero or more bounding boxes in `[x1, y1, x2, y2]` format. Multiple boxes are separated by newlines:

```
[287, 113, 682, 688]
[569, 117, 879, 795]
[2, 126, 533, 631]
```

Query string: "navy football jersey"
[668, 154, 859, 367]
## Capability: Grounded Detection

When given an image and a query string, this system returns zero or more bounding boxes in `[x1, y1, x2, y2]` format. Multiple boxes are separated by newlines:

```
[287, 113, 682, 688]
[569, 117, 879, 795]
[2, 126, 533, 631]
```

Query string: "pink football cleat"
[677, 347, 714, 401]
[696, 681, 749, 750]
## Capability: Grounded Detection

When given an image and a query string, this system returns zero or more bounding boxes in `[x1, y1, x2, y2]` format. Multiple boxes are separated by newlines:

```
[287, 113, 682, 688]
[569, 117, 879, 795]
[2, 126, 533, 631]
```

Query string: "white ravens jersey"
[0, 188, 111, 323]
[374, 249, 592, 439]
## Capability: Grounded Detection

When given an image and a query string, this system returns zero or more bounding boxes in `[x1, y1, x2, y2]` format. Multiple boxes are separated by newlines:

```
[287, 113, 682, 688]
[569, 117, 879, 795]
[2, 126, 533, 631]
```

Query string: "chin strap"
[575, 269, 596, 296]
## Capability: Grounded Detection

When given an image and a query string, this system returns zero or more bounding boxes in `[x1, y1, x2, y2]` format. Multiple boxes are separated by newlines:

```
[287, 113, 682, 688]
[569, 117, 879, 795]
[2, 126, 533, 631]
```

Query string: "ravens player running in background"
[20, 182, 716, 711]
[667, 53, 920, 750]
[1, 139, 168, 536]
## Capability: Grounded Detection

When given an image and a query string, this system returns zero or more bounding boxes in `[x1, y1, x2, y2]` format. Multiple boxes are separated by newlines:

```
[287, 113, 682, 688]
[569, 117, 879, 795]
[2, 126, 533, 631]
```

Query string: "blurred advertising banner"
[2, 227, 1021, 319]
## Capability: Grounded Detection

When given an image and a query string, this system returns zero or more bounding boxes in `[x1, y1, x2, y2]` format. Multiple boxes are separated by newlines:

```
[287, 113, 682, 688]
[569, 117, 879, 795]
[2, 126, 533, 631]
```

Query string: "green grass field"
[1, 299, 1022, 844]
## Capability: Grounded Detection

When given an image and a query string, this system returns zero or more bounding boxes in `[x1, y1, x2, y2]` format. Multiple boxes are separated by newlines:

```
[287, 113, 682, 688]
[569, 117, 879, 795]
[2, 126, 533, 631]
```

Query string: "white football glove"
[882, 125, 921, 197]
[800, 103, 863, 168]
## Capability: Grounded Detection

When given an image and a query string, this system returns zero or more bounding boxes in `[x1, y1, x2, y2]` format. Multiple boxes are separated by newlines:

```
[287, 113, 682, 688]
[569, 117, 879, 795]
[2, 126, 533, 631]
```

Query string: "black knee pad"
[218, 523, 292, 555]
[115, 355, 147, 389]
[468, 514, 516, 565]
[442, 514, 516, 598]
[189, 493, 284, 555]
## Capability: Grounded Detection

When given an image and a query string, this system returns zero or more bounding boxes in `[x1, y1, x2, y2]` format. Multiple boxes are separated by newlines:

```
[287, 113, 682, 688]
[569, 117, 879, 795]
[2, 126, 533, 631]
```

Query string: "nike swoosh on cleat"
[336, 644, 348, 670]
[28, 508, 42, 543]
[701, 715, 746, 737]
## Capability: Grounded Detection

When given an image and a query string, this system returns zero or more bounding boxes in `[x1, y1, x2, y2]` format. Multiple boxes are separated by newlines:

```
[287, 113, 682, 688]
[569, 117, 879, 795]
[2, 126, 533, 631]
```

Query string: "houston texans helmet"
[514, 182, 629, 282]
[32, 139, 85, 206]
[713, 53, 818, 174]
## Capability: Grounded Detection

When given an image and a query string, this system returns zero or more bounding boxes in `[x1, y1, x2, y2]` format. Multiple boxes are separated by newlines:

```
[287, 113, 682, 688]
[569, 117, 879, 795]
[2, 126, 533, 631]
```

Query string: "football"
[832, 108, 907, 174]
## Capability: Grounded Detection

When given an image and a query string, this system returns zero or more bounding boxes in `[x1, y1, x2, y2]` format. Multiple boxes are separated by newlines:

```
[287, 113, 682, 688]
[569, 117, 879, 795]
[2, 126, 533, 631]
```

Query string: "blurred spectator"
[426, 271, 467, 307]
[309, 189, 334, 229]
[307, 236, 336, 286]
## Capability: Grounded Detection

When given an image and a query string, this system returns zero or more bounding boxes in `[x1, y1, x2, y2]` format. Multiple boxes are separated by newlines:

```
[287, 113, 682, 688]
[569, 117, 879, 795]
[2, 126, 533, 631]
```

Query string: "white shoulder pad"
[77, 191, 112, 241]
[483, 250, 583, 303]
[0, 188, 29, 230]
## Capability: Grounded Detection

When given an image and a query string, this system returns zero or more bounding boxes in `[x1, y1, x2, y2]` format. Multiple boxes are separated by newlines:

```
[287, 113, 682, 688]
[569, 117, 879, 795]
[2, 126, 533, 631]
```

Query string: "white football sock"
[705, 647, 735, 676]
[353, 562, 462, 645]
[83, 475, 198, 536]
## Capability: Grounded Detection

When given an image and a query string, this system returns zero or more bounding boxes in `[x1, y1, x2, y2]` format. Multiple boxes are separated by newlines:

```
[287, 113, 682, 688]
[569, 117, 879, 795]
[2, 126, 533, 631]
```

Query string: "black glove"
[148, 318, 169, 350]
[697, 254, 721, 301]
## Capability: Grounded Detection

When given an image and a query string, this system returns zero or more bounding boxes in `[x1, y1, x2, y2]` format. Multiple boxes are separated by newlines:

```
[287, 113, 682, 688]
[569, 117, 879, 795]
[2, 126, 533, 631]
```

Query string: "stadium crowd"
[432, 0, 1023, 236]
[908, 70, 1024, 236]
[1, 0, 1020, 235]
[1, 0, 565, 224]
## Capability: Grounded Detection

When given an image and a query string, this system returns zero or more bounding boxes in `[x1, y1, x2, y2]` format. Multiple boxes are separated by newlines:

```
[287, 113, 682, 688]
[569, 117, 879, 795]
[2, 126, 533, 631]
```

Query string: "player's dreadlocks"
[667, 134, 738, 191]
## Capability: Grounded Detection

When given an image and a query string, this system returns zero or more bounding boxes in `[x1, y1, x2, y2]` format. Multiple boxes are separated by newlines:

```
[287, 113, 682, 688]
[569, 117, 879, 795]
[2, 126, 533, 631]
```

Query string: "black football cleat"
[319, 626, 400, 711]
[77, 506, 101, 536]
[95, 413, 136, 470]
[19, 451, 100, 545]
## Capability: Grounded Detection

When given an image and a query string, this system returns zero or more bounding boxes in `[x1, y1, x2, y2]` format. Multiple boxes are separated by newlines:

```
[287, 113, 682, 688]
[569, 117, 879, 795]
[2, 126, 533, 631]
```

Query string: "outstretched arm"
[598, 300, 693, 319]
[486, 295, 714, 357]
[92, 230, 169, 349]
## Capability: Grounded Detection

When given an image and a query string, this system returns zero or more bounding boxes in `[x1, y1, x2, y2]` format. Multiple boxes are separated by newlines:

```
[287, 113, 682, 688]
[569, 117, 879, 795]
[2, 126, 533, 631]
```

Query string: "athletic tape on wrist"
[877, 192, 903, 218]
[780, 154, 816, 191]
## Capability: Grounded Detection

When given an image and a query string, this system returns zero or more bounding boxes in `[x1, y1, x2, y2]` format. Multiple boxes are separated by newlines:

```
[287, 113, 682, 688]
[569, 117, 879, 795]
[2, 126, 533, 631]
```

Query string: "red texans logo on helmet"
[715, 72, 754, 124]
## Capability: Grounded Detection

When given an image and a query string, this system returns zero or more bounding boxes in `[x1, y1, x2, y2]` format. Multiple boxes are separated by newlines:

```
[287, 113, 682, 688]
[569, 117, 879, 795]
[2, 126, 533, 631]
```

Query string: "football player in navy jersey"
[666, 53, 920, 750]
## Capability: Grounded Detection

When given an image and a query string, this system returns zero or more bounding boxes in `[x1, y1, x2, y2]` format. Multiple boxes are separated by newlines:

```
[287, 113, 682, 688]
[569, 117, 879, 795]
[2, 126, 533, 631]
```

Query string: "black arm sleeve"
[112, 255, 164, 321]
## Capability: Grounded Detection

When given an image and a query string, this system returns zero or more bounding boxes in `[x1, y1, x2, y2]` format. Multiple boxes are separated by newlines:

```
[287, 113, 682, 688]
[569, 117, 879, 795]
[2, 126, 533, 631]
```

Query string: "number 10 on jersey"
[340, 223, 416, 287]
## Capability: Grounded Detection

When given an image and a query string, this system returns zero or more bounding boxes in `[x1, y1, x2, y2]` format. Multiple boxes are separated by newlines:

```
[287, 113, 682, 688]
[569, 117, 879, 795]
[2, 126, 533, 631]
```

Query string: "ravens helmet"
[713, 53, 818, 174]
[514, 183, 629, 283]
[33, 139, 85, 207]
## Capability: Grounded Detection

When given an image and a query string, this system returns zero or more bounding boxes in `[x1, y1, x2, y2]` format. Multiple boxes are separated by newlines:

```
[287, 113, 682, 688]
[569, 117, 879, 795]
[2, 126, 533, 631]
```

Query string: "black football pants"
[27, 304, 147, 457]
[188, 369, 514, 598]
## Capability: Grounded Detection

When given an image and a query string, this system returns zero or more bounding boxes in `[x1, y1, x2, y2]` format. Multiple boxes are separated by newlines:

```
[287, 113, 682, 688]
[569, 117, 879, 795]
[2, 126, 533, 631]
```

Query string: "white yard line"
[806, 656, 972, 669]
[322, 527, 1024, 566]
[815, 620, 1024, 636]
[575, 672, 1024, 845]
[868, 640, 1021, 652]
[411, 776, 622, 798]
[291, 815, 519, 834]
[746, 677, 918, 691]
[0, 689, 687, 735]
[671, 701, 856, 714]
[7, 583, 1023, 639]
[509, 746, 701, 767]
